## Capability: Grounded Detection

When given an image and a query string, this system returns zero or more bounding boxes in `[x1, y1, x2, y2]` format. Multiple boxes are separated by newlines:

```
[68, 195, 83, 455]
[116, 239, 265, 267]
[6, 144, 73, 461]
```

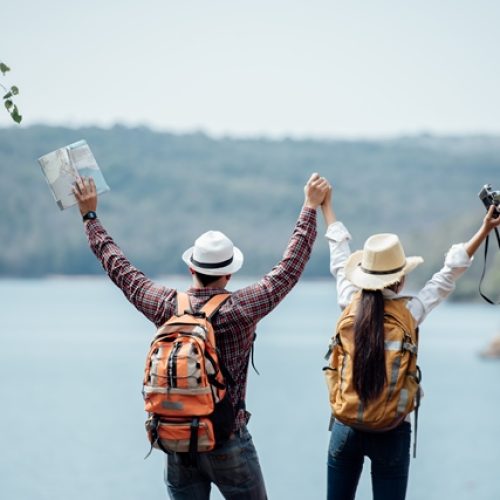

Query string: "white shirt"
[325, 221, 472, 325]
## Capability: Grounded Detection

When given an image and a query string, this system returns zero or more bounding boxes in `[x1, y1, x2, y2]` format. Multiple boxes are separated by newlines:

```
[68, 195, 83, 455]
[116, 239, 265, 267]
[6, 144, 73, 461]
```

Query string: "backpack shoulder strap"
[335, 296, 358, 331]
[384, 297, 415, 327]
[384, 298, 419, 350]
[176, 292, 192, 316]
[200, 293, 231, 320]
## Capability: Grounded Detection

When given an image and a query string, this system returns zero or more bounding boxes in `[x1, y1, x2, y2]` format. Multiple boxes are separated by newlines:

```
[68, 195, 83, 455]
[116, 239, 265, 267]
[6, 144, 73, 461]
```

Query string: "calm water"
[1, 278, 500, 500]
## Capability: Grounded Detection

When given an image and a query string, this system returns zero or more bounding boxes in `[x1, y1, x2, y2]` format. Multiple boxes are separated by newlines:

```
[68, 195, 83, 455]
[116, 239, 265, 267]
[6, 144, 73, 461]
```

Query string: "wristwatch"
[82, 211, 97, 222]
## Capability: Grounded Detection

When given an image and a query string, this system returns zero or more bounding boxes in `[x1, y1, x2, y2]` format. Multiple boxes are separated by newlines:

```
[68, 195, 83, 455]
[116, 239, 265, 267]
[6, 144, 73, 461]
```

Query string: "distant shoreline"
[0, 274, 487, 303]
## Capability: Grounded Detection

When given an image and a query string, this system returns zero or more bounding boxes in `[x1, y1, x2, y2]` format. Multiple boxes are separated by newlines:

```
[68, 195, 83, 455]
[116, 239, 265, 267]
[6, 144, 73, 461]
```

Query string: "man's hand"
[73, 177, 98, 217]
[304, 173, 330, 209]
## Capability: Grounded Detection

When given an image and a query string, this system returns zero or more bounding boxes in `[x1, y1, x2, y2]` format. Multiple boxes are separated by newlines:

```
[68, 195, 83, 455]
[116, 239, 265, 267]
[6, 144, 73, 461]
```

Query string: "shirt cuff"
[84, 218, 102, 236]
[301, 205, 317, 222]
[325, 221, 352, 243]
[444, 243, 472, 268]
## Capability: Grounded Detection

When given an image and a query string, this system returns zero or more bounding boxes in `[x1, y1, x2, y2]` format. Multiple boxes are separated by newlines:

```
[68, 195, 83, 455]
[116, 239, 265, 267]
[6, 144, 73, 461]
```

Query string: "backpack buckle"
[190, 310, 207, 319]
[402, 333, 418, 355]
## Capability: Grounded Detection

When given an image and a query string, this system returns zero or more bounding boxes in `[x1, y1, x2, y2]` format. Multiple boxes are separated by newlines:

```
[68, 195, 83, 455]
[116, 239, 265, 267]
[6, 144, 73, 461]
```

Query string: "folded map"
[38, 140, 110, 210]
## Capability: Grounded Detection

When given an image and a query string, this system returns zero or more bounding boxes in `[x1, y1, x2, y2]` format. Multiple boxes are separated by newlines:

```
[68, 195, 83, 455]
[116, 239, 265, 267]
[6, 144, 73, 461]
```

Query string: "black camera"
[479, 184, 500, 218]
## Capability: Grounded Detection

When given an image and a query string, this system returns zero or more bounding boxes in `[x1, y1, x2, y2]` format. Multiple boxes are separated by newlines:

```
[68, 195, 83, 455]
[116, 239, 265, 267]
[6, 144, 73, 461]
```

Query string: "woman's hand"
[465, 205, 500, 257]
[321, 182, 336, 226]
[482, 204, 500, 233]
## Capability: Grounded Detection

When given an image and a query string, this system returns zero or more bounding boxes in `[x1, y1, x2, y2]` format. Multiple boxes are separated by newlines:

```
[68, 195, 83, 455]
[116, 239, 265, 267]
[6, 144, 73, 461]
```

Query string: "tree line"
[0, 125, 499, 301]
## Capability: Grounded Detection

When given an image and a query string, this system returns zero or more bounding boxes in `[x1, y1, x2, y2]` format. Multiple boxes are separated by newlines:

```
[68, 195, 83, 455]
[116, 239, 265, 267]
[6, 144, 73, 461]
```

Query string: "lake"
[1, 277, 499, 500]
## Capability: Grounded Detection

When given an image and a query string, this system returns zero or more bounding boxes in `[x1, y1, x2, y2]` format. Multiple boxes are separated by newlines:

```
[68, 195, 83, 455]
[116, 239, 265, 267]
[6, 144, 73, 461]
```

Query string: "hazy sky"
[3, 0, 500, 137]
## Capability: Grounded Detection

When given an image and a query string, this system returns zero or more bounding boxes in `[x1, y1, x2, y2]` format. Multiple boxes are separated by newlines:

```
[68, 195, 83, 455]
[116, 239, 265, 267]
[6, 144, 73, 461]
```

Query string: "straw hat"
[182, 230, 244, 276]
[344, 233, 423, 291]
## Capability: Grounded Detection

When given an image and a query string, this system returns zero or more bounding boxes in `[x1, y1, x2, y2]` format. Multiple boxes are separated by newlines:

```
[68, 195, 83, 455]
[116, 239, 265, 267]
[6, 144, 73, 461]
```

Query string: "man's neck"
[191, 276, 229, 289]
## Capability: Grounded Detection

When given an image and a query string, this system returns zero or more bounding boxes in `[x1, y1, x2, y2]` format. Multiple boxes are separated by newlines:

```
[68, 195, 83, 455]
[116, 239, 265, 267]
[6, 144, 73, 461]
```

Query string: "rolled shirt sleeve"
[325, 221, 359, 309]
[408, 243, 472, 324]
[85, 218, 176, 325]
[234, 206, 318, 322]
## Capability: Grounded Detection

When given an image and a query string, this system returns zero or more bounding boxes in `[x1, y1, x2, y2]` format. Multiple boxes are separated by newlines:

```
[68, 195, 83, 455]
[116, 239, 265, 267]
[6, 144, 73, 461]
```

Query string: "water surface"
[1, 278, 499, 499]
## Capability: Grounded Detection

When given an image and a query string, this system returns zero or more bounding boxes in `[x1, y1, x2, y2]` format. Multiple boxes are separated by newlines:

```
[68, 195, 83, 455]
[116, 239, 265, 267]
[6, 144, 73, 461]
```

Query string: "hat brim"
[182, 246, 244, 276]
[344, 250, 424, 291]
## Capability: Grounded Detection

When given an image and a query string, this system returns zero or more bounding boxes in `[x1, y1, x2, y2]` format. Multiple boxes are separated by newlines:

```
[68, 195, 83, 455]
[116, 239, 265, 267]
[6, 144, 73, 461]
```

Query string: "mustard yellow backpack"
[324, 293, 421, 454]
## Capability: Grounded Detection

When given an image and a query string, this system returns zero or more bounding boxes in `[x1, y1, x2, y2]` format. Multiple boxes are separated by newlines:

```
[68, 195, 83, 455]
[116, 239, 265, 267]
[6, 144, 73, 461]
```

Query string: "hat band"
[190, 255, 234, 269]
[359, 263, 405, 275]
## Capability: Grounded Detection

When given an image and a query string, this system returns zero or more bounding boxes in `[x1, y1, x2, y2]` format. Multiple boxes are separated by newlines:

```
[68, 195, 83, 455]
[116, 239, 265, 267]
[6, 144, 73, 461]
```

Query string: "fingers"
[484, 204, 500, 230]
[73, 177, 84, 196]
[304, 172, 331, 207]
[316, 178, 330, 191]
[89, 177, 96, 194]
[486, 204, 498, 221]
[487, 204, 499, 218]
[490, 205, 500, 226]
[307, 172, 320, 184]
[73, 177, 95, 198]
[307, 173, 329, 188]
[309, 176, 330, 194]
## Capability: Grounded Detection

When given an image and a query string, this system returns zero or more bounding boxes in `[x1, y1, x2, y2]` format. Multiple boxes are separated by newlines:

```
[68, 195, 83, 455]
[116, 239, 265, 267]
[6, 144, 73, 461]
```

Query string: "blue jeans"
[327, 420, 411, 500]
[165, 426, 267, 499]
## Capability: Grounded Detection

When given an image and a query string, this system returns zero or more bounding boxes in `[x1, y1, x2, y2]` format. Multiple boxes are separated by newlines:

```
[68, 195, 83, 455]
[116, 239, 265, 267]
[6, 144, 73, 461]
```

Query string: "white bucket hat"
[182, 230, 244, 276]
[344, 233, 423, 291]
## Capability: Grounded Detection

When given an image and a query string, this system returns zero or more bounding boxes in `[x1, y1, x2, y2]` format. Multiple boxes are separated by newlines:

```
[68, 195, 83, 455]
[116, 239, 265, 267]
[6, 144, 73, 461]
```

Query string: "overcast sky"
[3, 0, 500, 138]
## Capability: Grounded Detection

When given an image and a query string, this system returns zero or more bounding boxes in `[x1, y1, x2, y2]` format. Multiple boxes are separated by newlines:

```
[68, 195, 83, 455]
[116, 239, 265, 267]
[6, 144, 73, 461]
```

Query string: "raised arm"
[73, 177, 175, 326]
[321, 185, 336, 226]
[464, 205, 500, 257]
[321, 184, 359, 309]
[409, 205, 500, 324]
[233, 173, 328, 322]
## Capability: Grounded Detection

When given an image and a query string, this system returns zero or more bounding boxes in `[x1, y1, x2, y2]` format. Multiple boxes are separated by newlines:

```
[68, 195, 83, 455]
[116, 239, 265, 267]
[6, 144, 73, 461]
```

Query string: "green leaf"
[3, 91, 12, 100]
[4, 99, 13, 110]
[10, 105, 22, 123]
[0, 63, 11, 75]
[10, 86, 19, 96]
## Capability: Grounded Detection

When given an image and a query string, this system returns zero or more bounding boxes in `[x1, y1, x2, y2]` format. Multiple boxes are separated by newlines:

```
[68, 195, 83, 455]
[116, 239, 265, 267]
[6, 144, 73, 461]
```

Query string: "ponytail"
[353, 289, 386, 404]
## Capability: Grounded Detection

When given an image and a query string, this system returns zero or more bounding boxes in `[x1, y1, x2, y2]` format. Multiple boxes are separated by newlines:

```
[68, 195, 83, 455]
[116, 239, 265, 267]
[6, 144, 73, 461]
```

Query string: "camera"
[479, 184, 500, 218]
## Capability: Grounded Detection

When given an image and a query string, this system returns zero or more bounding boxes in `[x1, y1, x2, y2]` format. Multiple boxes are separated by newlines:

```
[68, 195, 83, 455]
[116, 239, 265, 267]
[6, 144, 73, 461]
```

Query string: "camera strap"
[479, 227, 500, 305]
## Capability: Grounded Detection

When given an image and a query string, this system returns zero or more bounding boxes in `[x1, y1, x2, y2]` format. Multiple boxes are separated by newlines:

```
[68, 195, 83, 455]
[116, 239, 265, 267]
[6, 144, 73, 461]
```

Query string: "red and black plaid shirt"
[85, 206, 317, 430]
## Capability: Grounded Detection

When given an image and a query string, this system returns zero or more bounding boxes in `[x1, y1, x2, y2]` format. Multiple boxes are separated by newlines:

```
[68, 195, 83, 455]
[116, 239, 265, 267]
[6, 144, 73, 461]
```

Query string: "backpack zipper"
[167, 342, 182, 388]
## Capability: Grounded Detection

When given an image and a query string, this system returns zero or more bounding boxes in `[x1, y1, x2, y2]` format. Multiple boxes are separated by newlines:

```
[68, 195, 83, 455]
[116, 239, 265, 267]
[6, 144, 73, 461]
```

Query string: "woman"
[320, 186, 500, 500]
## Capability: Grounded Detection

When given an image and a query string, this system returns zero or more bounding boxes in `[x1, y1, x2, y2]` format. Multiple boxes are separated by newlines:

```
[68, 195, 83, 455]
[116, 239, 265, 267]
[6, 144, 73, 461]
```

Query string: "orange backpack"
[143, 292, 233, 456]
[324, 294, 421, 440]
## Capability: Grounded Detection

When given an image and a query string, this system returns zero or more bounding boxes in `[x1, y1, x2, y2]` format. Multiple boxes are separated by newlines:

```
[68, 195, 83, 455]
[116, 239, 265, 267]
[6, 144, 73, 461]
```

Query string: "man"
[74, 173, 329, 499]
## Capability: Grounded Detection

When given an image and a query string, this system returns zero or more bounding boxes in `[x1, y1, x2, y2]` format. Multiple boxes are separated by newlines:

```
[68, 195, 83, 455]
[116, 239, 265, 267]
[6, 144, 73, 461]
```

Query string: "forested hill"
[1, 125, 500, 301]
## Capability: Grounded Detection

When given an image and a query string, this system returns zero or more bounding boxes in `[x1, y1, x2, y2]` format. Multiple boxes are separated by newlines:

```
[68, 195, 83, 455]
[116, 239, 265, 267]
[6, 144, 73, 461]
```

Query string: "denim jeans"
[165, 426, 267, 499]
[327, 420, 411, 500]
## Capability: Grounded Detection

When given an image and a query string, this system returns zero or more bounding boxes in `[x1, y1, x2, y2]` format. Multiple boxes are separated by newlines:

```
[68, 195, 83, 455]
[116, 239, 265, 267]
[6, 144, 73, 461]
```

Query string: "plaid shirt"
[85, 206, 317, 430]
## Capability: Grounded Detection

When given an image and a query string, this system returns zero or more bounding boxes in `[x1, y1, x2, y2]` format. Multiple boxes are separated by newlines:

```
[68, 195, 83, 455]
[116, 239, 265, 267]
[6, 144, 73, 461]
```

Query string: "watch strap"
[82, 211, 97, 222]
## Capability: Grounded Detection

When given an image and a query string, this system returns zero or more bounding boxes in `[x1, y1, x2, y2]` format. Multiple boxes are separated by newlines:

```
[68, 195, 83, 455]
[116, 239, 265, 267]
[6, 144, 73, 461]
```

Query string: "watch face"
[84, 211, 97, 220]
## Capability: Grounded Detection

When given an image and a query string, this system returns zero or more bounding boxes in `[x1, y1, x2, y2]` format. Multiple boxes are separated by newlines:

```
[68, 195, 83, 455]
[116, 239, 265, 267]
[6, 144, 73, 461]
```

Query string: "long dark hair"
[353, 289, 386, 404]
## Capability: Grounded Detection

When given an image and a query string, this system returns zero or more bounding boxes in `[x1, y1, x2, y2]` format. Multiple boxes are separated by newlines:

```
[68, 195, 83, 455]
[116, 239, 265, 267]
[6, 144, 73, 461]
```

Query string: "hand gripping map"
[38, 140, 110, 210]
